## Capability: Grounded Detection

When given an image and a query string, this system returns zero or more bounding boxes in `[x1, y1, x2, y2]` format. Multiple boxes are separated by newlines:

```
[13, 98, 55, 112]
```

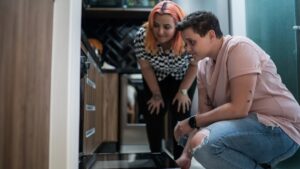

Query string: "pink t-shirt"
[198, 35, 300, 144]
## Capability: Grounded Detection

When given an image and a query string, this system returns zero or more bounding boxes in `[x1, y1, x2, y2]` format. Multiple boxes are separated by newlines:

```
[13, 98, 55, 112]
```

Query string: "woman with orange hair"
[133, 0, 197, 159]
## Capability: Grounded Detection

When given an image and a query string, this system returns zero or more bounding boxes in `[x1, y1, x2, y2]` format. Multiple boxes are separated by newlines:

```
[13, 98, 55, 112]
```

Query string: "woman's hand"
[174, 119, 193, 142]
[172, 91, 191, 114]
[147, 93, 165, 115]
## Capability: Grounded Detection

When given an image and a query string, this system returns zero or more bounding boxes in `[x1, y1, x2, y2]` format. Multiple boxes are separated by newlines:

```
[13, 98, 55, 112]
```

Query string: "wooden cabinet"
[82, 65, 98, 154]
[80, 38, 119, 154]
[80, 3, 155, 156]
[0, 0, 53, 168]
[95, 73, 119, 142]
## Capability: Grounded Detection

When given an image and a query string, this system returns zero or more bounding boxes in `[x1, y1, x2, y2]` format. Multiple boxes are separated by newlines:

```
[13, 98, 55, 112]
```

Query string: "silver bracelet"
[153, 94, 162, 100]
[180, 89, 188, 96]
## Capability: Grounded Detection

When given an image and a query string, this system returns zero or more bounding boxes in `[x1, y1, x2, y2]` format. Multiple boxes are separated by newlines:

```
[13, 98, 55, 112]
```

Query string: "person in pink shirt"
[174, 11, 300, 169]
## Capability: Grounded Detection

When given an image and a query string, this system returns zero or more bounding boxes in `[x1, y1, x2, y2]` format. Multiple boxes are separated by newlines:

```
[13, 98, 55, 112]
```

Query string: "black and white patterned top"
[134, 27, 193, 81]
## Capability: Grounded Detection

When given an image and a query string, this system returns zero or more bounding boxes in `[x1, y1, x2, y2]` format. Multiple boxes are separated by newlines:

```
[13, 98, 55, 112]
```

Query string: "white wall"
[50, 0, 81, 169]
[230, 0, 246, 36]
[173, 0, 246, 36]
[173, 0, 230, 35]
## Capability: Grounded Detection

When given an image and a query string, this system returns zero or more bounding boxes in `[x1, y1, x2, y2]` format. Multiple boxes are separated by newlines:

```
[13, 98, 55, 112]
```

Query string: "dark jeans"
[141, 75, 196, 159]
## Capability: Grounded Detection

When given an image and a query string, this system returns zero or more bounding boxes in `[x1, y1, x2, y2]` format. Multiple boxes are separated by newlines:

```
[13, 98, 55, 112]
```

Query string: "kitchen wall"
[50, 0, 81, 169]
[173, 0, 230, 35]
[174, 0, 247, 36]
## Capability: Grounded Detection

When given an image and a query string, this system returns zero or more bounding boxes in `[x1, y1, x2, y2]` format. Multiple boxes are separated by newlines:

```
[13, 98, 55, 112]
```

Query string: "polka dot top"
[134, 27, 193, 81]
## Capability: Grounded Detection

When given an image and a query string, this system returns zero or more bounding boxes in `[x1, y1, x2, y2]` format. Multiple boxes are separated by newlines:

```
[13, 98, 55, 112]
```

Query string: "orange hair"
[144, 0, 186, 56]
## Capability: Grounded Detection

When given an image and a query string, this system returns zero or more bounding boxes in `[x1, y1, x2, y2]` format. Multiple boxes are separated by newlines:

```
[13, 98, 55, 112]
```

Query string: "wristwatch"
[180, 89, 188, 96]
[188, 116, 198, 129]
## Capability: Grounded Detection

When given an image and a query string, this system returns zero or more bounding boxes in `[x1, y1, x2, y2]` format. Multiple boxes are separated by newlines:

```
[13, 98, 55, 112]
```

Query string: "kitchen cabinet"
[80, 2, 153, 157]
[80, 1, 179, 158]
[0, 0, 53, 168]
[80, 32, 119, 155]
[246, 0, 300, 101]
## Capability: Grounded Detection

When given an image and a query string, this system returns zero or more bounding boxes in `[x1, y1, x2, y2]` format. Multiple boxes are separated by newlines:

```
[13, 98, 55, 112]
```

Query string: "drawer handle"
[293, 25, 300, 31]
[85, 104, 96, 111]
[86, 78, 96, 89]
[85, 128, 95, 138]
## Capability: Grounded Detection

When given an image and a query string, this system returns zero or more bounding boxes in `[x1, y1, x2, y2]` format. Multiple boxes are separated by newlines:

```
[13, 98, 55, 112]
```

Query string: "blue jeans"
[192, 113, 299, 169]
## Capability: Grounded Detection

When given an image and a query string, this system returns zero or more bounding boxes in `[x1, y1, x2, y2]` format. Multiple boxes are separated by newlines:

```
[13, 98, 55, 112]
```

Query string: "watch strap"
[188, 116, 198, 129]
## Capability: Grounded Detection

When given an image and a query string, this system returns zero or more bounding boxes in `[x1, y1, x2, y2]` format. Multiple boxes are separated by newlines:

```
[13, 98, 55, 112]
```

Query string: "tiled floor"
[90, 152, 178, 169]
[119, 143, 300, 169]
[120, 144, 205, 169]
[120, 144, 150, 154]
[190, 158, 205, 169]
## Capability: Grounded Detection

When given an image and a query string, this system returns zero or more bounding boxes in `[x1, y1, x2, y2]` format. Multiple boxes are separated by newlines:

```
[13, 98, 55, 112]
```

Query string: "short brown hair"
[176, 11, 223, 38]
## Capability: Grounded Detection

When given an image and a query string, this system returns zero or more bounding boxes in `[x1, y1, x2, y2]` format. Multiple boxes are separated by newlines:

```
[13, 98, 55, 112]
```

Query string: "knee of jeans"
[190, 129, 210, 152]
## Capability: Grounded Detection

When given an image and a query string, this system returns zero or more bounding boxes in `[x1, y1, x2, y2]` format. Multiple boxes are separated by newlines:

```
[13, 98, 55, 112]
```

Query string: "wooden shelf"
[83, 7, 151, 19]
[86, 7, 151, 12]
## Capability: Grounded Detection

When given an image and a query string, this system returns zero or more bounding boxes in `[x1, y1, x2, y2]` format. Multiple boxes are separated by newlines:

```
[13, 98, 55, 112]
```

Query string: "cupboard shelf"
[83, 7, 151, 19]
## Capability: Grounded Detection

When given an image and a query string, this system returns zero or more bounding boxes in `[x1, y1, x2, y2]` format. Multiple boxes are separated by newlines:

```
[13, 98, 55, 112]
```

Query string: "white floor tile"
[120, 144, 151, 153]
[190, 157, 206, 169]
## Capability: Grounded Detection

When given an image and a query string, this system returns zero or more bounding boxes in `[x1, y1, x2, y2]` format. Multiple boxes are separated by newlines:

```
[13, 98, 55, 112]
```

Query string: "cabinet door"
[81, 69, 119, 154]
[0, 0, 53, 169]
[82, 66, 98, 154]
[246, 0, 300, 101]
[246, 2, 300, 167]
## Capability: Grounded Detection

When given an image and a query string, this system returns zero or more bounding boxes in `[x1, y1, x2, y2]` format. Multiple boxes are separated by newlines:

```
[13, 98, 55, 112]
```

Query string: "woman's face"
[152, 13, 176, 46]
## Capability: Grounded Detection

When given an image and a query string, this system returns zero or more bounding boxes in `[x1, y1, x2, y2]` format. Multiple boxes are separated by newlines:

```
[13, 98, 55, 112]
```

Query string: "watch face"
[188, 116, 196, 128]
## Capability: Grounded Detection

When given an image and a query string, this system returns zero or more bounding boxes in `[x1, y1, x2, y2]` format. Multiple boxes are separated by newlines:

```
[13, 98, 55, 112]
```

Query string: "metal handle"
[86, 77, 96, 89]
[85, 104, 96, 111]
[85, 128, 95, 138]
[293, 25, 300, 31]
